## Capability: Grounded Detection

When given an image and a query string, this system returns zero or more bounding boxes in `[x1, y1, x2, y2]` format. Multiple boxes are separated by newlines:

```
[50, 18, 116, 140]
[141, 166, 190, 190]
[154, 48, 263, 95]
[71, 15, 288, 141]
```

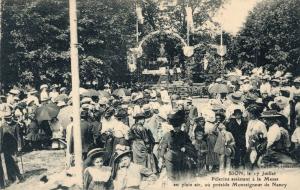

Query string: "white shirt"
[260, 82, 271, 95]
[267, 124, 281, 148]
[49, 91, 59, 102]
[246, 119, 267, 148]
[292, 128, 300, 143]
[40, 90, 49, 102]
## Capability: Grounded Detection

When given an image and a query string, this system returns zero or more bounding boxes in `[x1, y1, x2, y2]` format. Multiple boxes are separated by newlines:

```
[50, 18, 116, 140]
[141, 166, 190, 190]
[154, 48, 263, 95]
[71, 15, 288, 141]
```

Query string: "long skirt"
[206, 134, 219, 166]
[132, 140, 158, 173]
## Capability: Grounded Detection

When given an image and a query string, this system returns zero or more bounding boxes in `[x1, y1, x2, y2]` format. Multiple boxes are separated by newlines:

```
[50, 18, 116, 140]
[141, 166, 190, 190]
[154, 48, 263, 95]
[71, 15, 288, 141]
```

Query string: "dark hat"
[87, 148, 108, 160]
[104, 107, 115, 117]
[260, 110, 282, 118]
[244, 93, 258, 102]
[133, 112, 146, 120]
[167, 110, 185, 125]
[225, 146, 235, 157]
[115, 108, 128, 119]
[194, 116, 205, 122]
[80, 110, 89, 118]
[113, 150, 132, 165]
[246, 104, 261, 116]
[233, 109, 243, 115]
[85, 148, 109, 167]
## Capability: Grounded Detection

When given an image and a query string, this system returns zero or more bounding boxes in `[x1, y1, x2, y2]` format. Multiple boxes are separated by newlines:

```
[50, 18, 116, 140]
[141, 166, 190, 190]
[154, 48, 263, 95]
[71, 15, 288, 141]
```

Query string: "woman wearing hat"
[49, 85, 59, 102]
[83, 148, 112, 190]
[128, 112, 157, 173]
[261, 111, 290, 151]
[158, 111, 196, 180]
[112, 151, 156, 190]
[40, 84, 49, 103]
[245, 105, 267, 168]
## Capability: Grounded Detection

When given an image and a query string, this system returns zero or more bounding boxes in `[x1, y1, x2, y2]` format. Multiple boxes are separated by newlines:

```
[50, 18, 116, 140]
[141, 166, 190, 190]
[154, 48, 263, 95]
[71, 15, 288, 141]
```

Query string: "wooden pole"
[68, 0, 83, 186]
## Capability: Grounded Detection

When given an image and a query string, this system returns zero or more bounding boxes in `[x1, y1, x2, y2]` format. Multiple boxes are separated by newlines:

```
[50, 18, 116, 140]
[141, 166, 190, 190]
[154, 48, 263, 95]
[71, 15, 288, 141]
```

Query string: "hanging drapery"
[185, 6, 194, 33]
[136, 6, 144, 24]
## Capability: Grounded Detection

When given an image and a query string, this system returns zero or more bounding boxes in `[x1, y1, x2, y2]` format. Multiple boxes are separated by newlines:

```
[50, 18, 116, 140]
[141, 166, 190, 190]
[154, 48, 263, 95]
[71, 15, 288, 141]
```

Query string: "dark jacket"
[0, 122, 21, 155]
[226, 118, 247, 149]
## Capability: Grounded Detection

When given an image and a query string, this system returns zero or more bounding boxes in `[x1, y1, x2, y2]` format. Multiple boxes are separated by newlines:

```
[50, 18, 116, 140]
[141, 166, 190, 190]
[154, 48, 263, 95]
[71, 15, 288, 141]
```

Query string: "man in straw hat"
[225, 92, 245, 119]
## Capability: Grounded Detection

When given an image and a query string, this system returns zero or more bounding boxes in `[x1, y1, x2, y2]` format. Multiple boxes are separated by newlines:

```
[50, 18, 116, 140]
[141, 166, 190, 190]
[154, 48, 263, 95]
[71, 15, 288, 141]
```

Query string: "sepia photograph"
[0, 0, 300, 189]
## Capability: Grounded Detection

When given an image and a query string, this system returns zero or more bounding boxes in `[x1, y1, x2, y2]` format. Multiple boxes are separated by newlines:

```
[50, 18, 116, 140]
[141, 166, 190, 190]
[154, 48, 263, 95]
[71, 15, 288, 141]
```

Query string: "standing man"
[226, 109, 248, 169]
[0, 111, 23, 187]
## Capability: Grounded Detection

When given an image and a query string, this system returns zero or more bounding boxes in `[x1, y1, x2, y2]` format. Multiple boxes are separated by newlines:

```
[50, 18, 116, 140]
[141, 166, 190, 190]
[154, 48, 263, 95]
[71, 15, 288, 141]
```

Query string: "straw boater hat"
[9, 89, 20, 95]
[60, 87, 67, 93]
[260, 110, 282, 118]
[40, 84, 48, 90]
[81, 97, 92, 104]
[186, 97, 193, 103]
[27, 89, 38, 95]
[227, 92, 243, 104]
[294, 77, 300, 83]
[51, 84, 59, 90]
[4, 111, 12, 119]
[271, 78, 280, 84]
[284, 72, 293, 79]
[216, 78, 223, 83]
[262, 75, 270, 80]
[115, 108, 128, 119]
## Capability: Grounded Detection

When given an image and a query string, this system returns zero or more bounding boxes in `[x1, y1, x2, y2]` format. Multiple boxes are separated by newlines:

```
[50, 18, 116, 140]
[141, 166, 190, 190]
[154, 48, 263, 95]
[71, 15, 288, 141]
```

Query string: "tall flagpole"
[68, 0, 83, 186]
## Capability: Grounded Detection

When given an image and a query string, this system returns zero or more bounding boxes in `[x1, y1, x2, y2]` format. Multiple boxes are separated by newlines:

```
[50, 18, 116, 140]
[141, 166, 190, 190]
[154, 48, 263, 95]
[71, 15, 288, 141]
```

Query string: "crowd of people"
[1, 69, 300, 189]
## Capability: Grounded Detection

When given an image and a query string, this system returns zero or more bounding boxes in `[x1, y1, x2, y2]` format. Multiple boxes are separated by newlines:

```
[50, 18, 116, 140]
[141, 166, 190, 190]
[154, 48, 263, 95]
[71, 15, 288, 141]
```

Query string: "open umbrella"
[208, 83, 231, 94]
[112, 88, 131, 97]
[81, 89, 99, 97]
[98, 90, 111, 98]
[35, 103, 60, 123]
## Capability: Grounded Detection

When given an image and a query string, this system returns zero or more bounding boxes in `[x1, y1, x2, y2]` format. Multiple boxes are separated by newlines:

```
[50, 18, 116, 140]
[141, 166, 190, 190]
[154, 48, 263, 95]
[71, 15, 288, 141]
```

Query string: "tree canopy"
[228, 0, 300, 74]
[0, 0, 226, 87]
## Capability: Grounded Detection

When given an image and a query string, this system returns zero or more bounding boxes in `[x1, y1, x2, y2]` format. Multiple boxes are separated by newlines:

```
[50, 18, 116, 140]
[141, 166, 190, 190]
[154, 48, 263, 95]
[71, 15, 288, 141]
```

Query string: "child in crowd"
[192, 127, 208, 176]
[83, 148, 112, 190]
[214, 122, 235, 172]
